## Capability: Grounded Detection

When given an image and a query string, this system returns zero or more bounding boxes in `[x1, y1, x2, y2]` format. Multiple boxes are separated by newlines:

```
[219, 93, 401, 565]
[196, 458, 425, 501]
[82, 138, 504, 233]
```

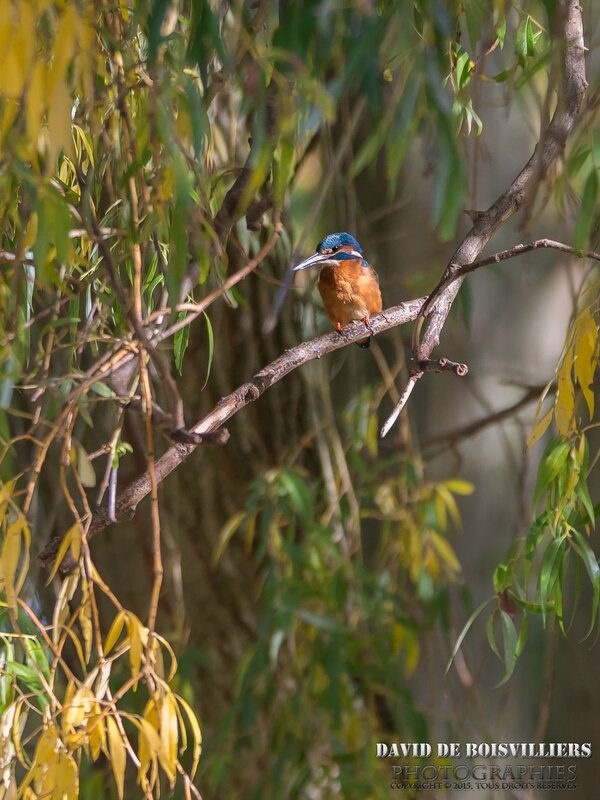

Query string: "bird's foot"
[362, 315, 375, 336]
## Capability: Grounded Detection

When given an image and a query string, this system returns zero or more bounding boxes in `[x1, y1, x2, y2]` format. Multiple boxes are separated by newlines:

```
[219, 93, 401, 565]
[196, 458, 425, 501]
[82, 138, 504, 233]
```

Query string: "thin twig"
[140, 350, 163, 634]
[37, 297, 425, 567]
[381, 0, 587, 436]
[421, 384, 550, 451]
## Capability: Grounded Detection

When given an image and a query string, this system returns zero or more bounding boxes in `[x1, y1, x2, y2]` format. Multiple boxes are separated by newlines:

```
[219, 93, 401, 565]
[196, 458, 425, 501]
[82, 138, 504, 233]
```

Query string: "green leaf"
[183, 75, 210, 158]
[511, 595, 555, 614]
[433, 126, 467, 240]
[73, 441, 96, 488]
[273, 138, 295, 206]
[574, 168, 598, 251]
[295, 609, 345, 634]
[445, 597, 494, 675]
[486, 613, 501, 660]
[24, 638, 51, 683]
[455, 49, 472, 89]
[516, 17, 535, 63]
[493, 563, 511, 593]
[186, 0, 226, 84]
[575, 479, 596, 529]
[200, 312, 214, 390]
[538, 535, 566, 619]
[146, 0, 171, 67]
[168, 155, 193, 309]
[495, 610, 518, 686]
[533, 438, 571, 506]
[33, 190, 72, 283]
[174, 313, 190, 375]
[571, 530, 600, 638]
[90, 381, 116, 399]
[567, 145, 591, 179]
[5, 660, 43, 695]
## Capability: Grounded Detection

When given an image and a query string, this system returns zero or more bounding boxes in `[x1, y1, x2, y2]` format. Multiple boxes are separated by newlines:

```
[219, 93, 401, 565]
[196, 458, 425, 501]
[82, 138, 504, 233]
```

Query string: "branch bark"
[380, 0, 587, 435]
[415, 0, 586, 361]
[38, 297, 425, 568]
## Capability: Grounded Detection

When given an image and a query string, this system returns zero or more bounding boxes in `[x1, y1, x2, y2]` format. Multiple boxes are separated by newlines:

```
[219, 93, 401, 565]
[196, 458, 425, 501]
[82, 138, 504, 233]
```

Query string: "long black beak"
[292, 252, 331, 271]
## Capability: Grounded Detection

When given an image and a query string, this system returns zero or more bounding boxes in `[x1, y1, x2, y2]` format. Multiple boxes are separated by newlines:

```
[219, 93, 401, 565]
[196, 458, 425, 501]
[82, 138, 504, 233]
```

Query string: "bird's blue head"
[316, 232, 363, 255]
[293, 232, 365, 271]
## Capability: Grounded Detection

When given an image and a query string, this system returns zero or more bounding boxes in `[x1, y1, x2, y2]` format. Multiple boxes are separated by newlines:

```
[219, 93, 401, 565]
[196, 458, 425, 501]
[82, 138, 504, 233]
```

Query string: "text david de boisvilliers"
[375, 742, 592, 759]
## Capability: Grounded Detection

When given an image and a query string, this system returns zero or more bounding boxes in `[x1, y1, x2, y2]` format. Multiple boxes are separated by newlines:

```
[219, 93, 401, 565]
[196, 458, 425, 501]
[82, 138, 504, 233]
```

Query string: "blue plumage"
[317, 232, 363, 254]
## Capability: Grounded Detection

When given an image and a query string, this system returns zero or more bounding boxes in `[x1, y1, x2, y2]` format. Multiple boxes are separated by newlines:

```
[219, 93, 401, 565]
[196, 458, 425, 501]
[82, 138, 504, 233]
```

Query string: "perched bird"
[293, 232, 382, 348]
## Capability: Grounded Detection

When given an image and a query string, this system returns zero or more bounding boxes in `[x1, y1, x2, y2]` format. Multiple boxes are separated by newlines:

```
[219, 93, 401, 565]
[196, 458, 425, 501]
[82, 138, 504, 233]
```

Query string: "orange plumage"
[318, 260, 382, 331]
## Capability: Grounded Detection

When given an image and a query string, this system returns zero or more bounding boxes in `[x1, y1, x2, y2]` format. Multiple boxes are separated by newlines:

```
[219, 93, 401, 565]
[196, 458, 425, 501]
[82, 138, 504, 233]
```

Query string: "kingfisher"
[293, 232, 382, 348]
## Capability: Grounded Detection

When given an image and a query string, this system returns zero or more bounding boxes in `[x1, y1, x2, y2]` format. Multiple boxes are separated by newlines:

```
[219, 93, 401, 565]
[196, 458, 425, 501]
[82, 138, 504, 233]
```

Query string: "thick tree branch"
[381, 0, 586, 436]
[38, 298, 425, 568]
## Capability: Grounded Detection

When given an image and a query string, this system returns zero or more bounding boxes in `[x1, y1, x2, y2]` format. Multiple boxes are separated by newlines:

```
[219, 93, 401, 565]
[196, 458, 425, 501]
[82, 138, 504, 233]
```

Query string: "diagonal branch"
[37, 298, 425, 568]
[381, 0, 587, 436]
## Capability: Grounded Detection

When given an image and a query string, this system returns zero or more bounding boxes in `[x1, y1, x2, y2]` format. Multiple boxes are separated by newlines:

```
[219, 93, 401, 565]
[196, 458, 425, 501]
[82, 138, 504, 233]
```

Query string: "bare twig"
[421, 384, 550, 451]
[381, 0, 587, 437]
[37, 297, 425, 568]
[416, 238, 600, 331]
[139, 351, 163, 634]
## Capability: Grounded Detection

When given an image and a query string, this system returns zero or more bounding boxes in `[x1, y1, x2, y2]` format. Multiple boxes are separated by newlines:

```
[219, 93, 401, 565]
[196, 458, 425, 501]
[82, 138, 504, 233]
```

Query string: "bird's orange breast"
[318, 261, 382, 327]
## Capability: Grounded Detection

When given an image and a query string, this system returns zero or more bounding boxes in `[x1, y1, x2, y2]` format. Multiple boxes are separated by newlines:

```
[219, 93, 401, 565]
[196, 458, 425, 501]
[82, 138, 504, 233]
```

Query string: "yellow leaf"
[159, 693, 178, 785]
[104, 610, 126, 655]
[52, 751, 78, 800]
[574, 308, 598, 419]
[46, 523, 81, 584]
[443, 479, 474, 495]
[555, 350, 575, 436]
[428, 531, 461, 576]
[46, 80, 75, 166]
[11, 698, 28, 768]
[72, 441, 96, 488]
[153, 633, 178, 681]
[88, 708, 105, 762]
[527, 406, 554, 449]
[2, 515, 30, 609]
[0, 480, 15, 526]
[26, 60, 45, 143]
[106, 716, 126, 800]
[127, 614, 148, 684]
[52, 572, 80, 645]
[0, 1, 14, 60]
[435, 485, 461, 528]
[0, 100, 18, 143]
[55, 626, 86, 674]
[175, 695, 202, 779]
[1, 47, 24, 100]
[46, 5, 78, 95]
[79, 583, 92, 664]
[13, 2, 35, 80]
[30, 725, 59, 785]
[213, 510, 246, 565]
[62, 686, 94, 748]
[136, 708, 161, 789]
